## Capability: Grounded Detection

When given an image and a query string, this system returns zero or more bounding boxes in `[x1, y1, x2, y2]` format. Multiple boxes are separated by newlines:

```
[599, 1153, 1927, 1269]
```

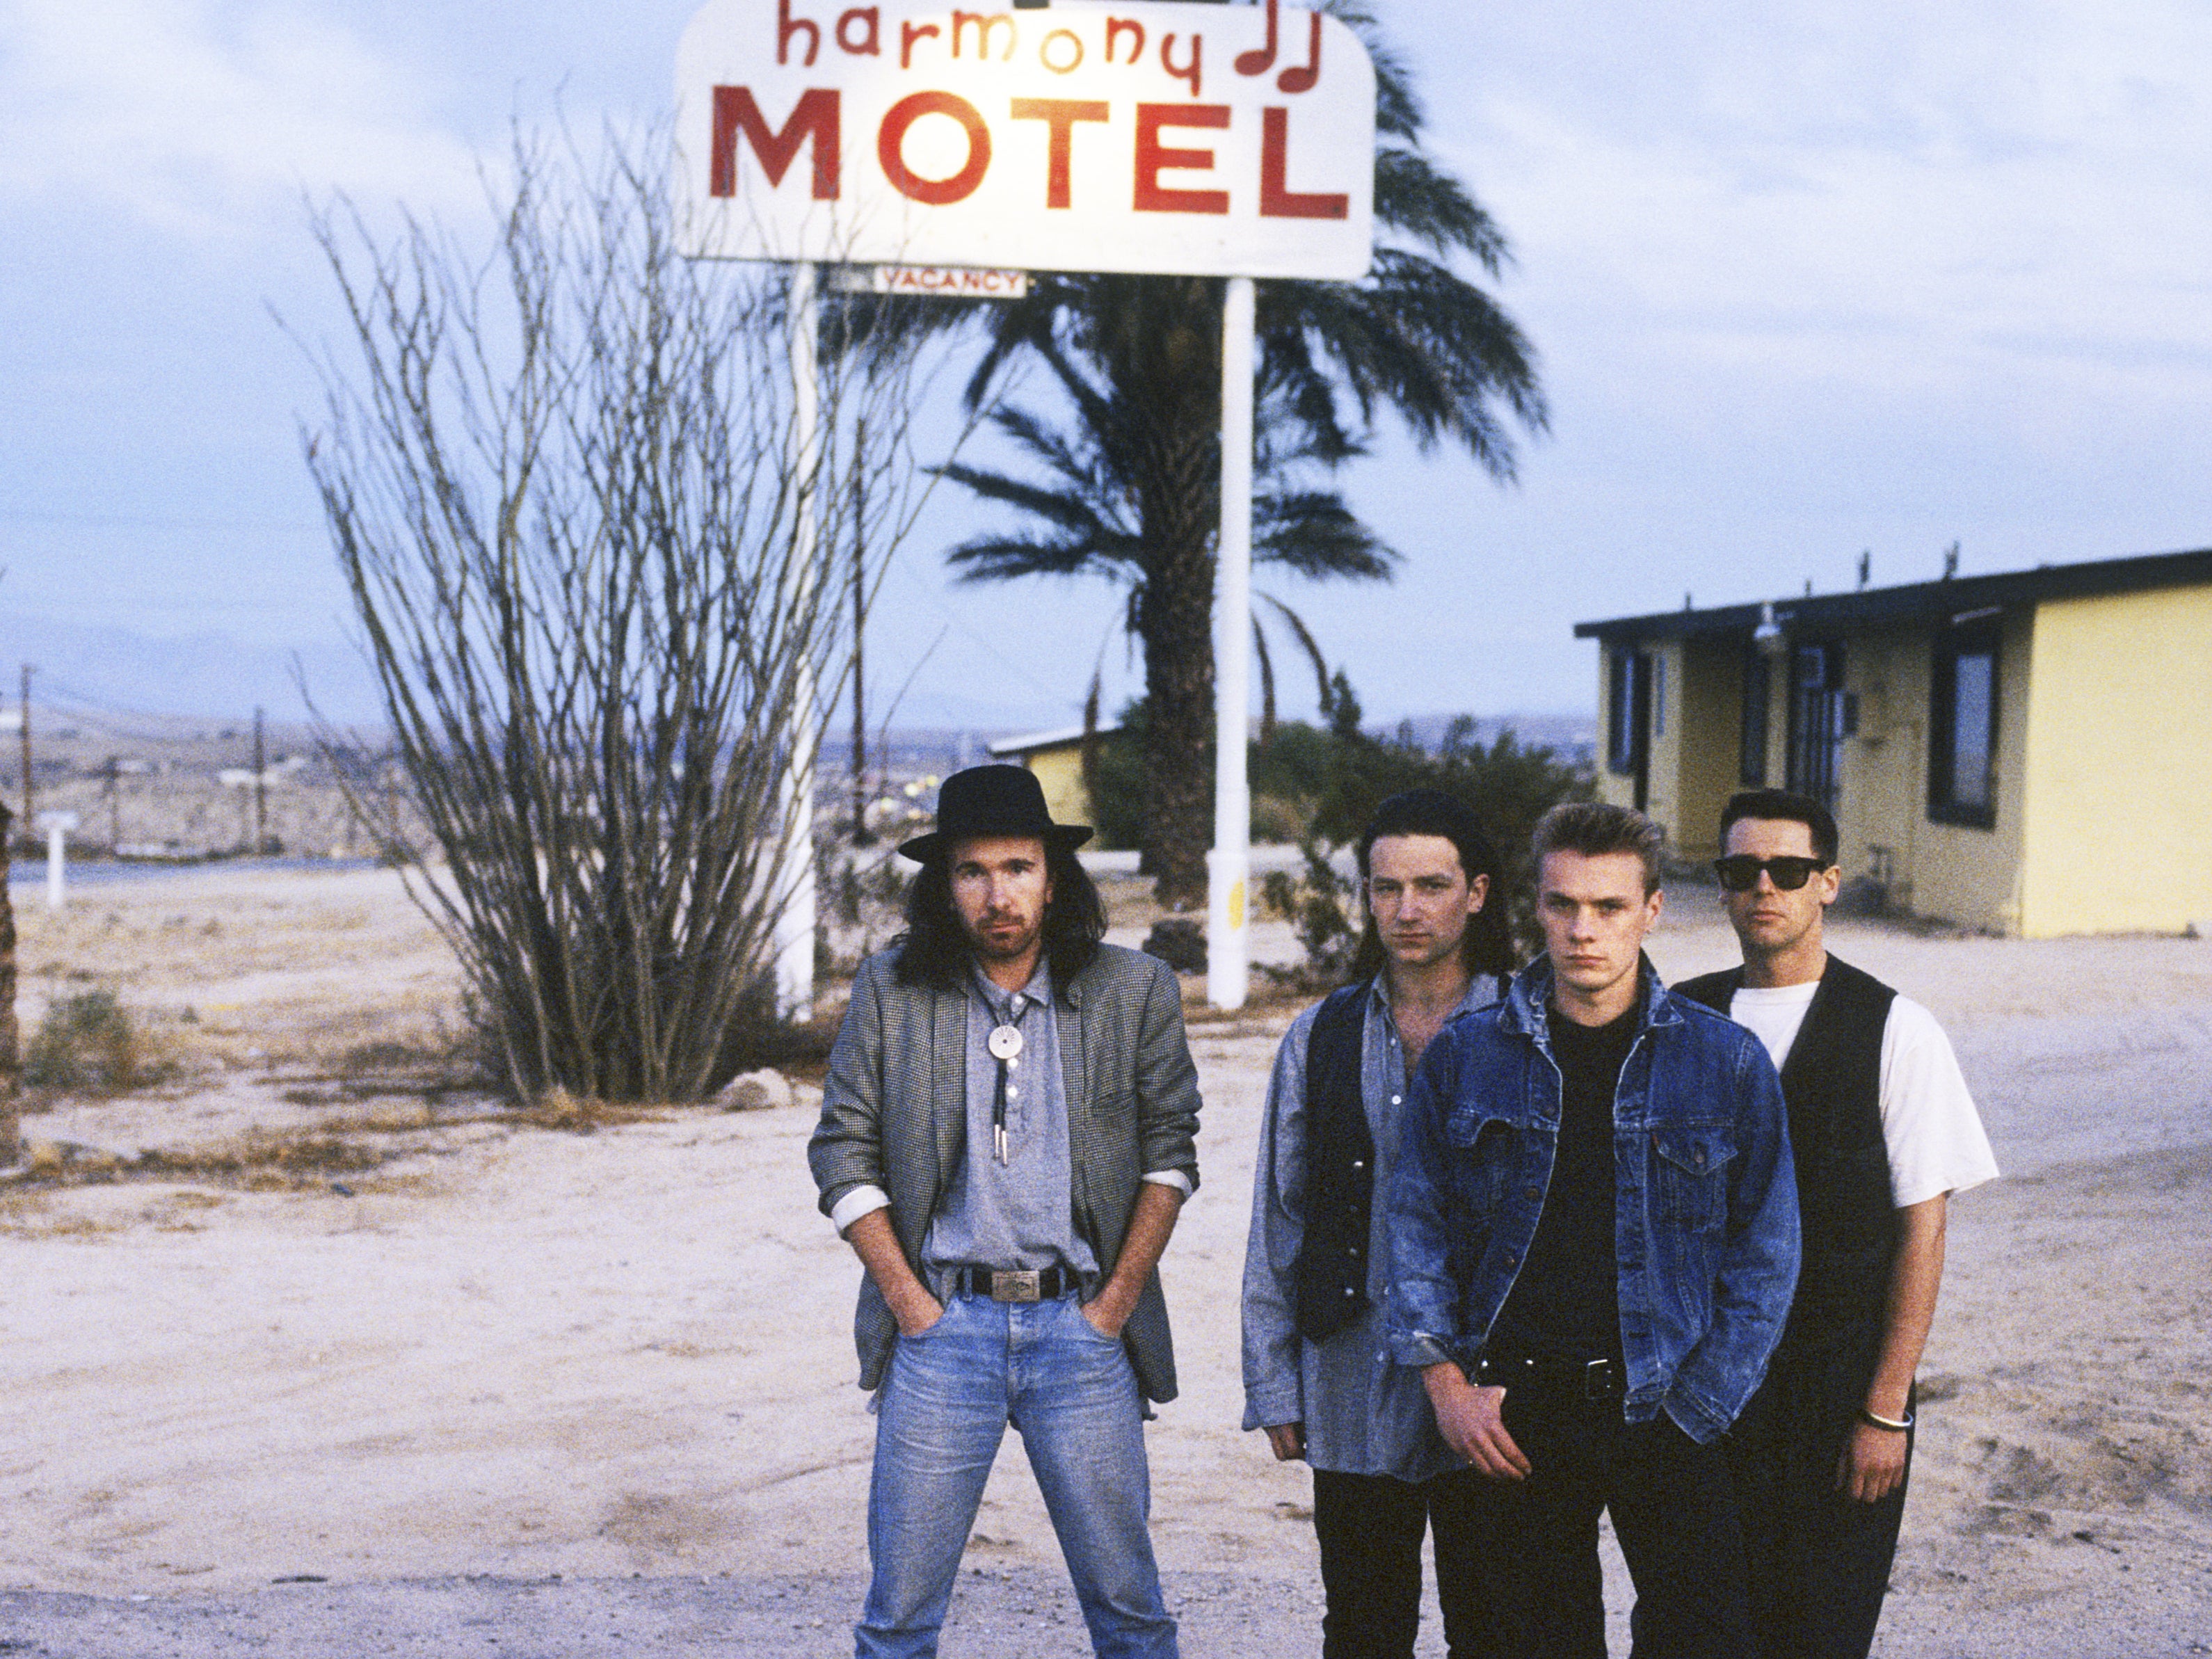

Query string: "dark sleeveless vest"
[1294, 982, 1377, 1343]
[1676, 956, 1898, 1352]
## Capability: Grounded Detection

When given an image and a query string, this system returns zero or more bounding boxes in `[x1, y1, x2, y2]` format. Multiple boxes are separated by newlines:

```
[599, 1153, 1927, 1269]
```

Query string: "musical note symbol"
[1235, 0, 1278, 76]
[1277, 8, 1321, 93]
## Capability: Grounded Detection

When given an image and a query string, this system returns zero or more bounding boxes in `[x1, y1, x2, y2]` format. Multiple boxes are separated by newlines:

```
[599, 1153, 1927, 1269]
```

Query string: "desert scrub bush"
[24, 990, 174, 1093]
[1259, 842, 1361, 991]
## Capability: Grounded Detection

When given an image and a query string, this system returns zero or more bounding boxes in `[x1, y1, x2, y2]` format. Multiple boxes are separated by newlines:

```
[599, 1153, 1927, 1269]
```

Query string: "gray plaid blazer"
[808, 941, 1203, 1402]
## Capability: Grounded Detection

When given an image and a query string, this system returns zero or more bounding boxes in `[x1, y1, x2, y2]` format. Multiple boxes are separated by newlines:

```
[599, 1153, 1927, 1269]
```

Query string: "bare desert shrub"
[300, 127, 955, 1104]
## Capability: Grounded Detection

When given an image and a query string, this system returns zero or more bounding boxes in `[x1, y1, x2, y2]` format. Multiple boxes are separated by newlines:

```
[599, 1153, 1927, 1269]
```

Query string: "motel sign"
[677, 0, 1375, 1011]
[674, 0, 1376, 280]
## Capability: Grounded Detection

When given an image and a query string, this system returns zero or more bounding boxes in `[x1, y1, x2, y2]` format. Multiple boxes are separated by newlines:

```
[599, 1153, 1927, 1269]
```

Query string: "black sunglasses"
[1714, 855, 1828, 892]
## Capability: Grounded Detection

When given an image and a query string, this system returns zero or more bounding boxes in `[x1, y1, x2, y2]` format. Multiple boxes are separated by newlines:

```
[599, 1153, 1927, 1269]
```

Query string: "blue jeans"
[858, 1291, 1178, 1659]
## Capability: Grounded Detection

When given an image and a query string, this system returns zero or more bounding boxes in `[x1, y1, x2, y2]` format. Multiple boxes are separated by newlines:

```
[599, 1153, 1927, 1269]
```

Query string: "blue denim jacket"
[1384, 955, 1800, 1445]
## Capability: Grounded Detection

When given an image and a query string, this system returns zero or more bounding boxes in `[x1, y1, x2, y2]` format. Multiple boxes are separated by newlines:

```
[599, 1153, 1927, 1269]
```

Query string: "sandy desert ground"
[1, 863, 2209, 1656]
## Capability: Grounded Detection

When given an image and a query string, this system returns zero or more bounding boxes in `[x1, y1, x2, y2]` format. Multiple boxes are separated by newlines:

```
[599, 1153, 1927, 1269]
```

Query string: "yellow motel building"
[986, 723, 1119, 833]
[1574, 547, 2212, 937]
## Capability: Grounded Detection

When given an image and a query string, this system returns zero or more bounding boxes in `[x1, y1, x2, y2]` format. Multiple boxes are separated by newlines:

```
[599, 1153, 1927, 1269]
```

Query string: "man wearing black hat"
[809, 764, 1202, 1659]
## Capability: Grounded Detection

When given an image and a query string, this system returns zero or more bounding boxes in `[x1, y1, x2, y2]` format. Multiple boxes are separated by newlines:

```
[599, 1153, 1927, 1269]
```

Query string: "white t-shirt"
[1729, 980, 1999, 1209]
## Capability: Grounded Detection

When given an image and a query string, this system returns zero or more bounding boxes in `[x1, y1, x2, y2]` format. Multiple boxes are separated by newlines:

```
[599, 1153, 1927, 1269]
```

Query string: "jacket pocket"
[1653, 1127, 1736, 1229]
[1443, 1111, 1517, 1212]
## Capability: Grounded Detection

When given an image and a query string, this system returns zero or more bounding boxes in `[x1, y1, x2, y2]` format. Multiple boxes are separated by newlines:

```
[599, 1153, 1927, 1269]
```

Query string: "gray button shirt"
[920, 961, 1100, 1286]
[1241, 972, 1501, 1480]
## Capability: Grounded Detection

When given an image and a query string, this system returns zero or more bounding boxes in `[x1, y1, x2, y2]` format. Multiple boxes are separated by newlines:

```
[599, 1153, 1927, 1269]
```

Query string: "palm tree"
[916, 4, 1546, 904]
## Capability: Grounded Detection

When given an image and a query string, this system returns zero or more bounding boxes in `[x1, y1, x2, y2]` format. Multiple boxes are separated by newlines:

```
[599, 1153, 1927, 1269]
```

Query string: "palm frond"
[1375, 147, 1511, 273]
[1256, 490, 1397, 580]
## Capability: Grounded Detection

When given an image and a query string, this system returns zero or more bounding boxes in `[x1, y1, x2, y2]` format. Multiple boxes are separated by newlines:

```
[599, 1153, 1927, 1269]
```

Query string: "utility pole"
[17, 664, 31, 853]
[850, 416, 872, 845]
[253, 706, 268, 856]
[104, 755, 120, 851]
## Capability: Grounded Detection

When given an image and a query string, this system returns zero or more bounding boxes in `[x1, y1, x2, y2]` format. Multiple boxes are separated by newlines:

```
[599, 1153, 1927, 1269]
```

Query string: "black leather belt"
[954, 1265, 1073, 1303]
[1475, 1354, 1624, 1402]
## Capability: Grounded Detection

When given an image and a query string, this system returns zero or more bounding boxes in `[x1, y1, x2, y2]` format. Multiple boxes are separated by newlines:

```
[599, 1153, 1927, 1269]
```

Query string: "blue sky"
[4, 0, 2210, 732]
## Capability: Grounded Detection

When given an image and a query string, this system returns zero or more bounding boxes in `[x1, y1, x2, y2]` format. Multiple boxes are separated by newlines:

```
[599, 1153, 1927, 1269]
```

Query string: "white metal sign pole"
[1207, 275, 1256, 1011]
[774, 260, 822, 1020]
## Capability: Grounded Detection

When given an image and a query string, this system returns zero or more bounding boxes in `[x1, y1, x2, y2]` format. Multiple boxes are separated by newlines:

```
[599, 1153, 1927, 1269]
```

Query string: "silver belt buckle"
[992, 1269, 1043, 1302]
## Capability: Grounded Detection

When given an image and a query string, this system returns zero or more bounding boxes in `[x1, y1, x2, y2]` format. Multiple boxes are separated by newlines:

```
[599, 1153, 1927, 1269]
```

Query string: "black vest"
[1675, 956, 1898, 1349]
[1293, 982, 1375, 1343]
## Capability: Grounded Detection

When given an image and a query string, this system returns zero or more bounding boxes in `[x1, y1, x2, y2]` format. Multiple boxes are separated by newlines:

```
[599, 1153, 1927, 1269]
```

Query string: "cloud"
[0, 0, 481, 235]
[1434, 0, 2212, 413]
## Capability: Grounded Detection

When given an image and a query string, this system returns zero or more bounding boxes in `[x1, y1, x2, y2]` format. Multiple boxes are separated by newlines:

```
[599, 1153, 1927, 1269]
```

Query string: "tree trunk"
[1140, 533, 1215, 908]
[1128, 279, 1224, 910]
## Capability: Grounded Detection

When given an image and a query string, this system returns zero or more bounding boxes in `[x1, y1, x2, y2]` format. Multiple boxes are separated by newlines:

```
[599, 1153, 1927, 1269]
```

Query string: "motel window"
[1607, 650, 1649, 776]
[1928, 614, 2001, 828]
[1739, 649, 1770, 785]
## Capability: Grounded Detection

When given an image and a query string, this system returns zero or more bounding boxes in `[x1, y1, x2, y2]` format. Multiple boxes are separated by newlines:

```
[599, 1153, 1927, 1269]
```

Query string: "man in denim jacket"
[1386, 803, 1799, 1658]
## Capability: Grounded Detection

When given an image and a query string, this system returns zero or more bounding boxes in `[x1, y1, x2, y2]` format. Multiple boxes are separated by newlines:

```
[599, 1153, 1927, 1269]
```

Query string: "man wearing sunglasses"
[1677, 789, 1997, 1659]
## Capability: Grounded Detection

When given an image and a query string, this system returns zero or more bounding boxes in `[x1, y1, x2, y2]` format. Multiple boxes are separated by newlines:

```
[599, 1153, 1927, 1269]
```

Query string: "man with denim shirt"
[1242, 790, 1518, 1658]
[808, 765, 1200, 1659]
[1386, 802, 1800, 1658]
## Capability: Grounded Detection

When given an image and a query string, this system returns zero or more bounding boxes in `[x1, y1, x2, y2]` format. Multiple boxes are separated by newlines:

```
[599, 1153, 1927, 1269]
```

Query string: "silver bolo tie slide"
[988, 1022, 1024, 1162]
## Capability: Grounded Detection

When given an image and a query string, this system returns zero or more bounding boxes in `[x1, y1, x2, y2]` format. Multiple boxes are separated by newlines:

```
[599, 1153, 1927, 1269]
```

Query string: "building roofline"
[1573, 545, 2212, 644]
[986, 723, 1121, 757]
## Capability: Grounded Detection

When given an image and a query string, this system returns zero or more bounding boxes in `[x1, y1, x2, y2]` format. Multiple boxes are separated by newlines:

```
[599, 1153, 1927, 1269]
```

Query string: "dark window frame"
[1739, 647, 1771, 786]
[1606, 649, 1644, 776]
[1786, 639, 1845, 808]
[1928, 614, 2002, 830]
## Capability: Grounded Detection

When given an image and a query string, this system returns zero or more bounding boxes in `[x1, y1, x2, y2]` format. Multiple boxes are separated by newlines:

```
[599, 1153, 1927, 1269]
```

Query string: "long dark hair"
[1348, 788, 1518, 983]
[893, 840, 1107, 994]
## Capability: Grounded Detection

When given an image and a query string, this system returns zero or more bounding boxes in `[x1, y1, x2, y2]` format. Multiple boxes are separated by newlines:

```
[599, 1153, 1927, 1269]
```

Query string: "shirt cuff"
[829, 1184, 890, 1234]
[1387, 1330, 1463, 1371]
[1141, 1169, 1193, 1196]
[1242, 1384, 1305, 1434]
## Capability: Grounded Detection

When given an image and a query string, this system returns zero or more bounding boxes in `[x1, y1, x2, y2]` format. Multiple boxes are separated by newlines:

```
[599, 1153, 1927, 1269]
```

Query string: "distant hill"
[0, 605, 1595, 779]
[0, 612, 382, 728]
[1375, 711, 1596, 762]
[817, 710, 1597, 785]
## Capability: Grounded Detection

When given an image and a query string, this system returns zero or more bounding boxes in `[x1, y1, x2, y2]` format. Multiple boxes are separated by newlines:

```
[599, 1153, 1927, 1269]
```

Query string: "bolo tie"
[986, 994, 1030, 1164]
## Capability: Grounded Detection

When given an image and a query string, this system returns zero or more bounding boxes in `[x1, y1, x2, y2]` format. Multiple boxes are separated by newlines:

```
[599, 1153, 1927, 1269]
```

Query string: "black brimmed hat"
[897, 764, 1094, 863]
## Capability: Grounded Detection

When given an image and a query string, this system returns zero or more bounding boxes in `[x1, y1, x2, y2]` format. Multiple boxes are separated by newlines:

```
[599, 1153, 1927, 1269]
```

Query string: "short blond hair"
[1532, 801, 1665, 896]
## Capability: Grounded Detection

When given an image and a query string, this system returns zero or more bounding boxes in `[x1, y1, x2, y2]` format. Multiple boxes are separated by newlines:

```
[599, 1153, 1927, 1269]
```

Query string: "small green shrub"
[25, 990, 169, 1093]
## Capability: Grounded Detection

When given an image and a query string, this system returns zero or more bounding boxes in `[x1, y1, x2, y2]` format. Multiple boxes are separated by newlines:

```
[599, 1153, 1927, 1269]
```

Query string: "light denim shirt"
[920, 961, 1100, 1286]
[1241, 972, 1501, 1480]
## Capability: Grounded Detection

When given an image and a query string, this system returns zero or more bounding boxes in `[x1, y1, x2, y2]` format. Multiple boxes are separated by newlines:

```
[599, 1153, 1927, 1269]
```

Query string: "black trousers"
[1482, 1390, 1754, 1659]
[1312, 1466, 1503, 1659]
[1724, 1337, 1911, 1659]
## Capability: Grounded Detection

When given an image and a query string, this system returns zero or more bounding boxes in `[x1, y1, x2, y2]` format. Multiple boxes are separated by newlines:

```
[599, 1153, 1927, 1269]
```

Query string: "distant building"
[986, 723, 1121, 833]
[1575, 547, 2212, 937]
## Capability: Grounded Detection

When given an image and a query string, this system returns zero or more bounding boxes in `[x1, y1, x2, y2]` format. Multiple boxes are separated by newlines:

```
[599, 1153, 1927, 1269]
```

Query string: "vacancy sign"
[674, 0, 1376, 280]
[832, 264, 1032, 295]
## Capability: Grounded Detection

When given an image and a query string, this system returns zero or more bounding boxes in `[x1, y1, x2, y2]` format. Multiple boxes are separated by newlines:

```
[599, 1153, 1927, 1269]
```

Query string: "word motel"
[676, 0, 1376, 280]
